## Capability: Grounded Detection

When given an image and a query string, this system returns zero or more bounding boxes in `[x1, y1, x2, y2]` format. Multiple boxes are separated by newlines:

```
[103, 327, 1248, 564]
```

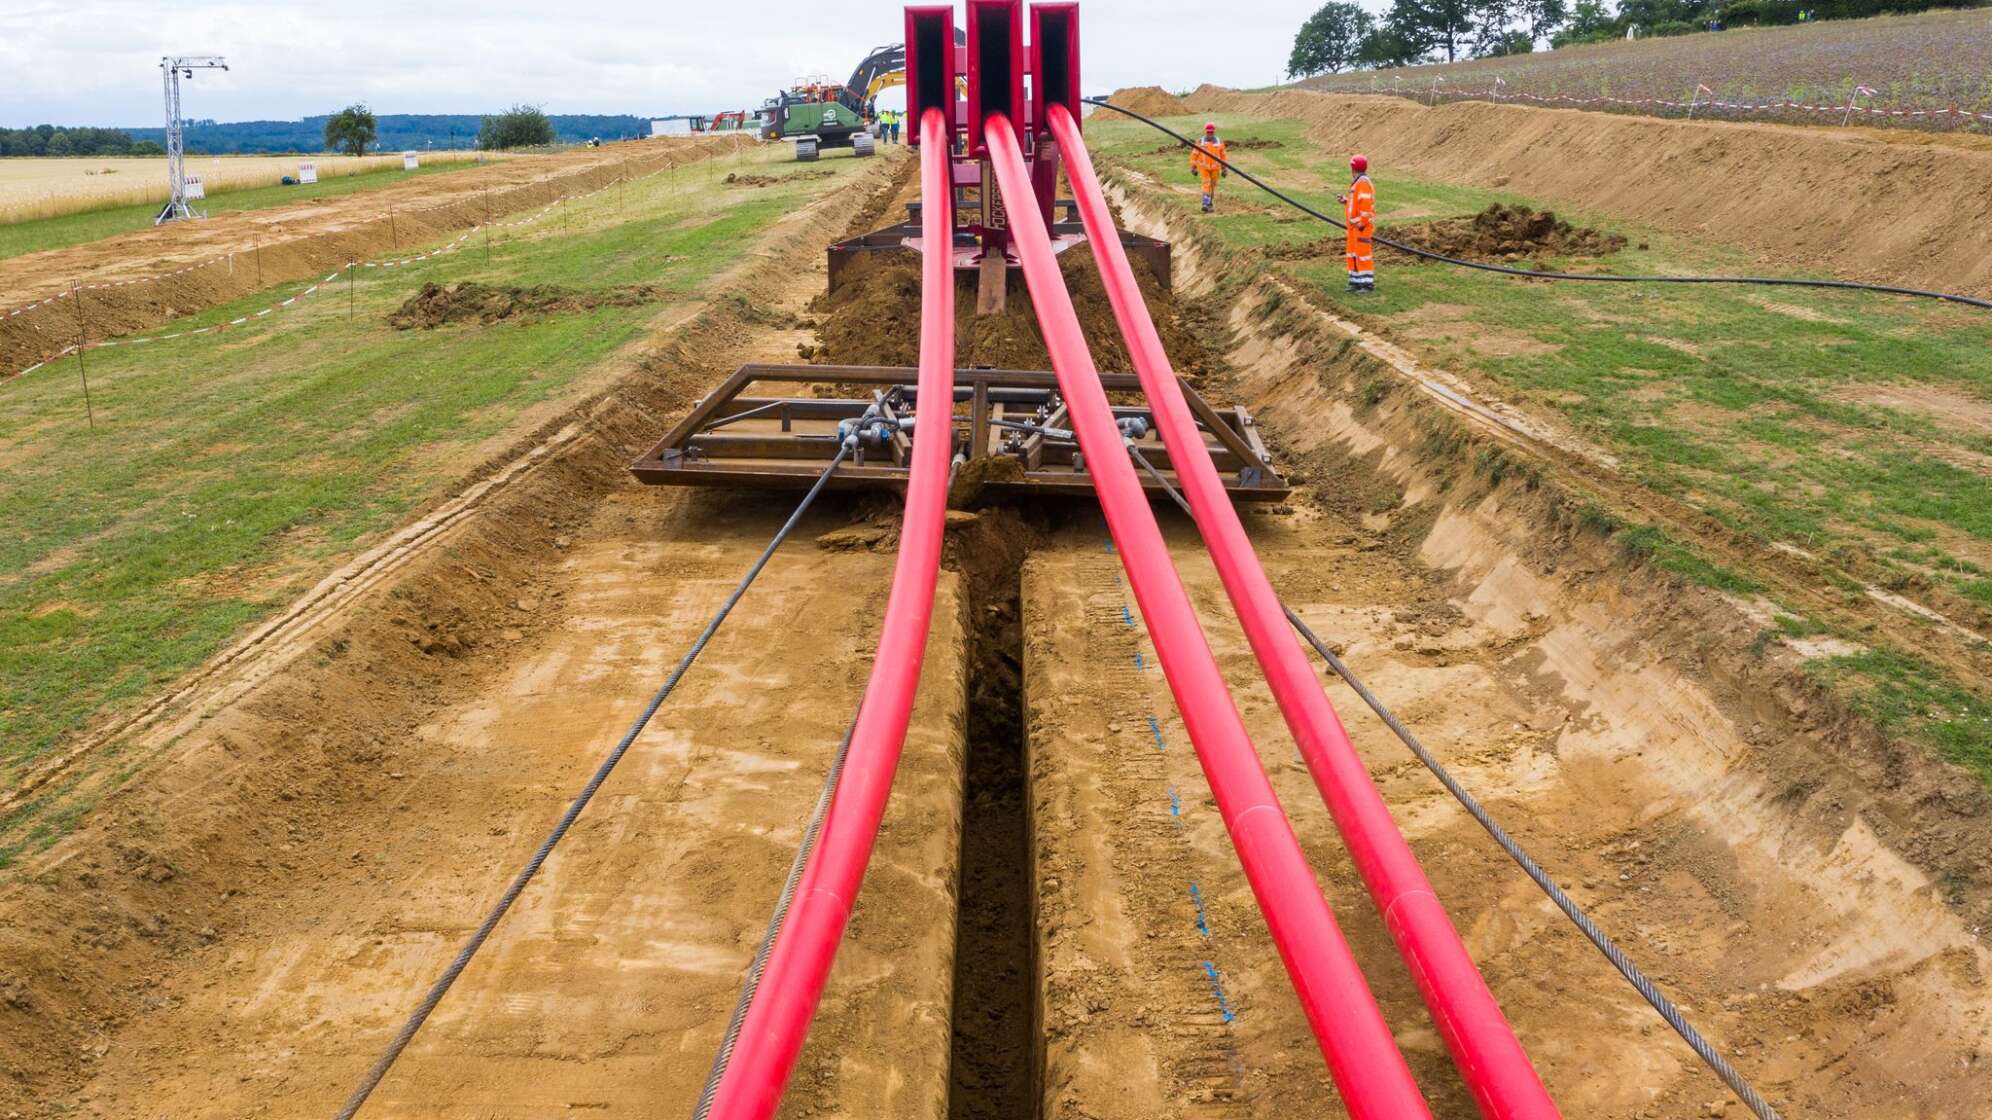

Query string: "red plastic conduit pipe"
[1048, 102, 1561, 1120]
[984, 109, 1434, 1120]
[701, 106, 959, 1120]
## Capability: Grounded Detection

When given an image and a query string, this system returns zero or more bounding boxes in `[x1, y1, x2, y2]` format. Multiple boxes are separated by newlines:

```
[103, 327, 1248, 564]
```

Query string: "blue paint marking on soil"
[1201, 961, 1237, 1023]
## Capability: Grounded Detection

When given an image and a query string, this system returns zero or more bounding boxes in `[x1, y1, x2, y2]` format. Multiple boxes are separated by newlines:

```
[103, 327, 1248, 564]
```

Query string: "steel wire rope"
[334, 442, 854, 1120]
[1124, 443, 1784, 1120]
[1083, 99, 1992, 311]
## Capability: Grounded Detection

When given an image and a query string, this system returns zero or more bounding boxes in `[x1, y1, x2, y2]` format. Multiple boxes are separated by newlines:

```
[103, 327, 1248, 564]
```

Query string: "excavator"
[756, 38, 959, 160]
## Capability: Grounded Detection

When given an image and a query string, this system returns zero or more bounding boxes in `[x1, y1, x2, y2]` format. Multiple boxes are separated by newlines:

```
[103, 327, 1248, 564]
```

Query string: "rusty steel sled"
[629, 362, 1290, 502]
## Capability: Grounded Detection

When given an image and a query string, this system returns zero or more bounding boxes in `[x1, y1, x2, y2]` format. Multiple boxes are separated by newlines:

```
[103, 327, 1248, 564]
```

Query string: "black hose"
[1084, 98, 1992, 311]
[1123, 444, 1784, 1120]
[334, 443, 853, 1120]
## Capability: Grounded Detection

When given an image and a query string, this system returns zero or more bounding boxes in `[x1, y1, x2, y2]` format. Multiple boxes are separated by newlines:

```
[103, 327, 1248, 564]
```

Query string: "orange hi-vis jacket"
[1345, 173, 1376, 283]
[1191, 137, 1228, 190]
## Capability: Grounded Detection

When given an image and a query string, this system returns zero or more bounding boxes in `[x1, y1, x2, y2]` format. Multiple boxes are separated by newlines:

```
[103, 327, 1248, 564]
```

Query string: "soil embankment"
[1184, 87, 1992, 298]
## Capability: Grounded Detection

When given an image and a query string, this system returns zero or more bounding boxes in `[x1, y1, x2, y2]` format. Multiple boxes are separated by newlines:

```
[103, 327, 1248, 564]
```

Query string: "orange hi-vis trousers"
[1345, 173, 1376, 290]
[1191, 138, 1228, 211]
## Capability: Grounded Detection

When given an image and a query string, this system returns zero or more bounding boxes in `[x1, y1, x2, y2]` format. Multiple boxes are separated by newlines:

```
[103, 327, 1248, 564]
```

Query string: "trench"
[944, 508, 1042, 1120]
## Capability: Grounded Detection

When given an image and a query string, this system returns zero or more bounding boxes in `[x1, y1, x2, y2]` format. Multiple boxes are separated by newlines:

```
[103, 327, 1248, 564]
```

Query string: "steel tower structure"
[157, 55, 229, 224]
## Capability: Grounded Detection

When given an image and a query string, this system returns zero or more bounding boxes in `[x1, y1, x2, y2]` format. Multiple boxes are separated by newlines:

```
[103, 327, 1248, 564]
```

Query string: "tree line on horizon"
[0, 126, 163, 158]
[1287, 0, 1981, 74]
[0, 109, 647, 158]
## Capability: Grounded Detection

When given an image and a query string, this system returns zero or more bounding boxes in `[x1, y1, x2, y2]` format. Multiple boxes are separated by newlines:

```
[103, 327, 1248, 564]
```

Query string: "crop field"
[0, 150, 494, 225]
[1298, 7, 1992, 130]
[0, 159, 497, 262]
[1089, 110, 1992, 776]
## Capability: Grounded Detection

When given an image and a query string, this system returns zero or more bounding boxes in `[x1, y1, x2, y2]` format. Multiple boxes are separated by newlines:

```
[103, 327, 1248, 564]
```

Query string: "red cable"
[1048, 102, 1560, 1120]
[702, 106, 957, 1120]
[983, 110, 1434, 1120]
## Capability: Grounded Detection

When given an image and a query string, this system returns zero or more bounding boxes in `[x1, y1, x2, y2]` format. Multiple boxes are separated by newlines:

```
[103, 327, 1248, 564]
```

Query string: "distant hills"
[117, 113, 654, 154]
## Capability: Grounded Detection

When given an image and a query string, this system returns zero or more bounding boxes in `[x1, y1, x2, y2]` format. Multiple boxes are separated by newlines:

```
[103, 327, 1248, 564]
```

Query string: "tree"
[1387, 0, 1477, 62]
[325, 103, 377, 157]
[1519, 0, 1571, 44]
[1288, 3, 1377, 77]
[478, 104, 556, 150]
[45, 130, 74, 156]
[1357, 24, 1425, 67]
[1552, 0, 1619, 43]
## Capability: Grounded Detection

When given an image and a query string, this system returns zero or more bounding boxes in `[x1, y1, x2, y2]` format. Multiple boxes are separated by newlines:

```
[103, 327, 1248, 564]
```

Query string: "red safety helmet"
[1350, 153, 1369, 173]
[1204, 122, 1218, 135]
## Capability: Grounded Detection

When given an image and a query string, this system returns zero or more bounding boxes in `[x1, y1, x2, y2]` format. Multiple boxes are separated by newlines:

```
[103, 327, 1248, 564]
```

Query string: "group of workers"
[1191, 121, 1374, 293]
[872, 109, 903, 143]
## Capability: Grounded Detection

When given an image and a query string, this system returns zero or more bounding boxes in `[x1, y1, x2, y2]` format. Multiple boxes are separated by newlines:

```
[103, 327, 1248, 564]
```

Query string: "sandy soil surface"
[1026, 517, 1991, 1118]
[1182, 88, 1992, 299]
[0, 135, 751, 375]
[60, 504, 969, 1118]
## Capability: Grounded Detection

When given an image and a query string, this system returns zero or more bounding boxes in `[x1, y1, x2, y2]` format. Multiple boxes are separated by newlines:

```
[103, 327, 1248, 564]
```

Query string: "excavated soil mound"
[724, 172, 779, 188]
[1108, 87, 1190, 117]
[803, 243, 1210, 381]
[1386, 204, 1628, 264]
[388, 280, 658, 329]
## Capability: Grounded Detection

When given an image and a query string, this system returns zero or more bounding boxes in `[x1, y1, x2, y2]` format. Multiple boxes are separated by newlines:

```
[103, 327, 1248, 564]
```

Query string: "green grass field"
[1090, 112, 1992, 777]
[0, 146, 866, 831]
[0, 160, 490, 261]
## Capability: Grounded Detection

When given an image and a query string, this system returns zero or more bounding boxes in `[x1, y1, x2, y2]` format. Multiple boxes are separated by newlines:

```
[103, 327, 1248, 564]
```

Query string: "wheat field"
[0, 151, 492, 223]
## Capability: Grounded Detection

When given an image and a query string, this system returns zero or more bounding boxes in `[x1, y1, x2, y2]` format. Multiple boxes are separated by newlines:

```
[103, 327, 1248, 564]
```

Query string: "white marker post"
[1843, 85, 1876, 126]
[1688, 84, 1714, 120]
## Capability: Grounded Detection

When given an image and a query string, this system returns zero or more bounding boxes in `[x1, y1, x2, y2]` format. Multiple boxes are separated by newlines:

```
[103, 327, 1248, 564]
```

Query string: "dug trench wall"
[0, 153, 972, 1117]
[0, 134, 754, 377]
[1010, 161, 1992, 1117]
[1182, 87, 1992, 299]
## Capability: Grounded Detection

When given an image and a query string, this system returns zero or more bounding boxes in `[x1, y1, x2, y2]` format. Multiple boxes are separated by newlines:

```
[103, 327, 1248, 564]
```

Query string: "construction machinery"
[629, 7, 1579, 1120]
[631, 9, 1276, 504]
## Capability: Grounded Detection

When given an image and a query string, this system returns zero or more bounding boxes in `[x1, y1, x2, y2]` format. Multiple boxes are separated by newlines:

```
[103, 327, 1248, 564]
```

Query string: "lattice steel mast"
[157, 55, 229, 224]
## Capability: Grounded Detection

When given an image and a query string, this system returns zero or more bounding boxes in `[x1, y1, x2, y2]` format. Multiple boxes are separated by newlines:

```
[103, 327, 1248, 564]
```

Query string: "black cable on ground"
[334, 443, 853, 1120]
[1124, 444, 1784, 1120]
[1084, 98, 1992, 311]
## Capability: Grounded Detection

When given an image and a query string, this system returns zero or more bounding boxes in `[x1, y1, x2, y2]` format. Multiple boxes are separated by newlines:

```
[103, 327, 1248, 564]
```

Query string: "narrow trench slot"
[946, 512, 1039, 1120]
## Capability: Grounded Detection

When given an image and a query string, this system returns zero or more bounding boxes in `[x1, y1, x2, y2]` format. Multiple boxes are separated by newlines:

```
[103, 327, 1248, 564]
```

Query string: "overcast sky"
[0, 0, 1346, 128]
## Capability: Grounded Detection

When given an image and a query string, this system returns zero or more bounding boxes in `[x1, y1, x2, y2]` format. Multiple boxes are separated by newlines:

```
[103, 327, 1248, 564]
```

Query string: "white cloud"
[2, 0, 1332, 127]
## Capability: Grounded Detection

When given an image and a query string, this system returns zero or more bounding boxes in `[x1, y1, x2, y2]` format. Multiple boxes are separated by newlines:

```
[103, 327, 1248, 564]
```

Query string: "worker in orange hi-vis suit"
[1340, 153, 1376, 292]
[1190, 122, 1228, 213]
